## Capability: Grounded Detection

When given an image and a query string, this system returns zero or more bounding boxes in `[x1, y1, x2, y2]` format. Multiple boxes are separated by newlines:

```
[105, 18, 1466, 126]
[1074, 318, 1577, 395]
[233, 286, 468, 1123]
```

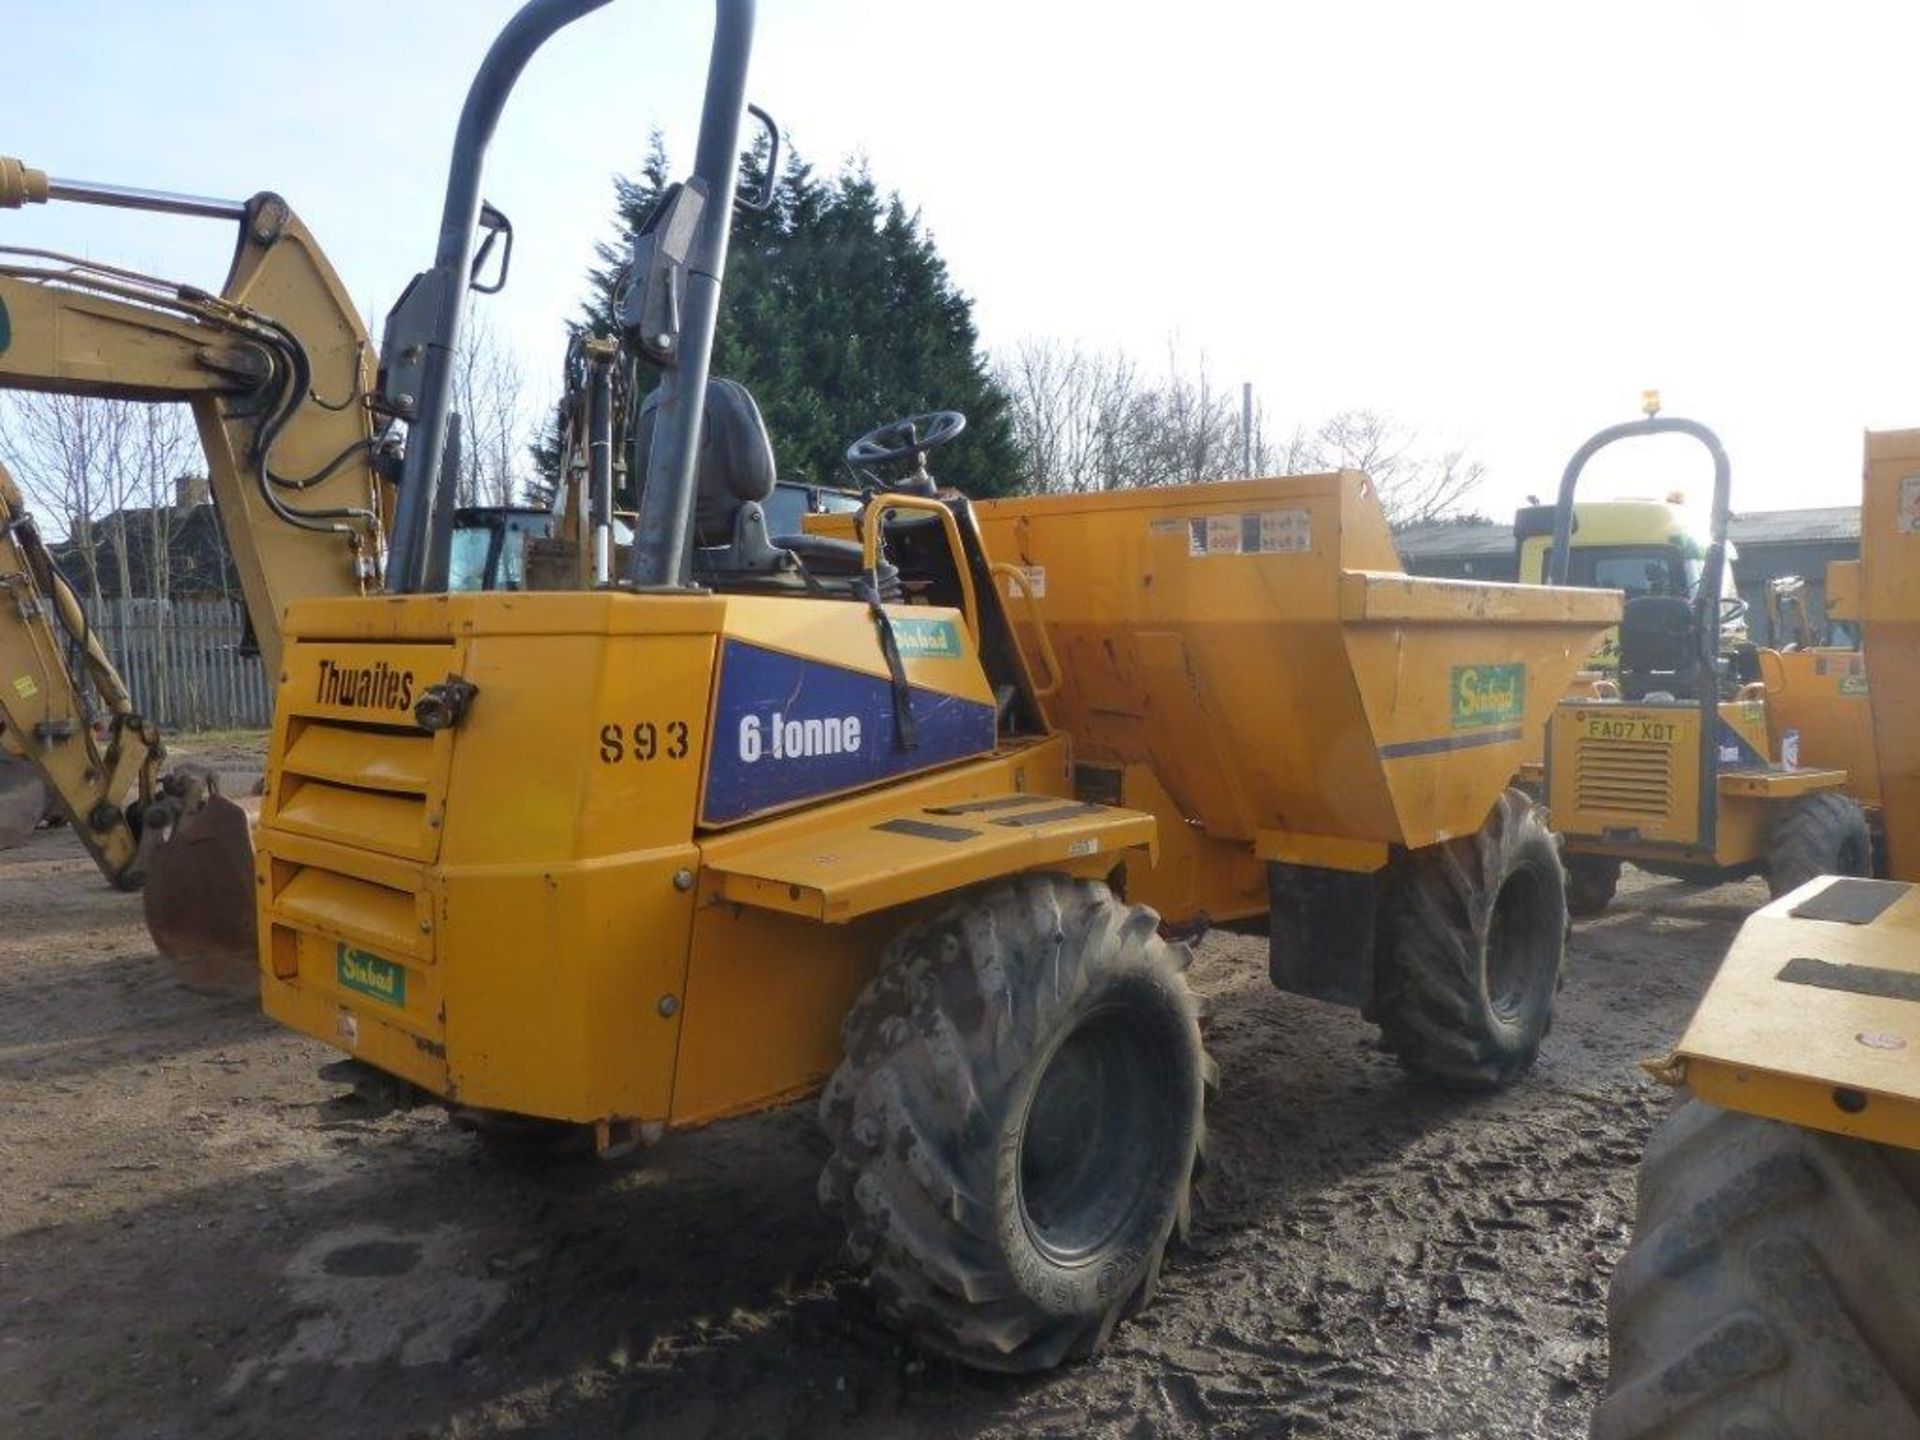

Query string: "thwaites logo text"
[316, 658, 415, 713]
[737, 710, 863, 764]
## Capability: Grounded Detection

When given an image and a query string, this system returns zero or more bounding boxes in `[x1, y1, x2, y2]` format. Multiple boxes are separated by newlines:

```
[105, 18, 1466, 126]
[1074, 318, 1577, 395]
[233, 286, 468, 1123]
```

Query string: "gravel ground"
[0, 805, 1752, 1440]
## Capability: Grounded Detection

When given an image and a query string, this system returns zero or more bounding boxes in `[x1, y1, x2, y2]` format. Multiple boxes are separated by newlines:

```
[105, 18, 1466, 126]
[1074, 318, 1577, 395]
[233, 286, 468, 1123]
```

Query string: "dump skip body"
[978, 471, 1621, 921]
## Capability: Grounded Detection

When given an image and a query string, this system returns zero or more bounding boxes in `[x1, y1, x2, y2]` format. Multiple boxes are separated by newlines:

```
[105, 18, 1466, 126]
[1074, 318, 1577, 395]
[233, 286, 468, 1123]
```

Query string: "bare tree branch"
[995, 345, 1484, 526]
[450, 310, 530, 507]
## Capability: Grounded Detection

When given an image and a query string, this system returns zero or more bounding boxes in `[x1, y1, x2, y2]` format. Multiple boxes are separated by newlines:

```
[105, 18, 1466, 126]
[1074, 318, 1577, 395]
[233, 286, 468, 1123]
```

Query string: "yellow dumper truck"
[1, 0, 1618, 1372]
[236, 0, 1620, 1372]
[1538, 412, 1871, 916]
[1594, 428, 1920, 1437]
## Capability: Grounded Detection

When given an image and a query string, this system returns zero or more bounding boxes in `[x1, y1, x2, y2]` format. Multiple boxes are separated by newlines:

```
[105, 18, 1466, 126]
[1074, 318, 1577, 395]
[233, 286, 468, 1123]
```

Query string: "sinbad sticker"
[1451, 663, 1525, 729]
[337, 945, 406, 1008]
[889, 616, 964, 659]
[1841, 674, 1870, 696]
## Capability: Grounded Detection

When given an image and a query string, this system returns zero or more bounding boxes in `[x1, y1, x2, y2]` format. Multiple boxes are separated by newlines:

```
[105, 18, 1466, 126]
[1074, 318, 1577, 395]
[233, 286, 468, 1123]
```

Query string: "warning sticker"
[1204, 514, 1243, 555]
[10, 674, 36, 700]
[1154, 508, 1314, 557]
[1257, 509, 1313, 553]
[1900, 475, 1920, 534]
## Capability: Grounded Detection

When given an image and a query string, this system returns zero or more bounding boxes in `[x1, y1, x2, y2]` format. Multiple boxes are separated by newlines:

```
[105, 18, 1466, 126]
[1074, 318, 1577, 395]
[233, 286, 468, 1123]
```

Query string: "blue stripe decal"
[702, 640, 997, 824]
[1378, 725, 1524, 760]
[1714, 718, 1769, 770]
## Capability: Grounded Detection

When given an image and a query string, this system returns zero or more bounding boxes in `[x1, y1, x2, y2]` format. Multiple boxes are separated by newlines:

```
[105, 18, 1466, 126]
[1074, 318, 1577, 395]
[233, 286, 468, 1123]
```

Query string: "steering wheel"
[1718, 594, 1750, 628]
[845, 411, 967, 474]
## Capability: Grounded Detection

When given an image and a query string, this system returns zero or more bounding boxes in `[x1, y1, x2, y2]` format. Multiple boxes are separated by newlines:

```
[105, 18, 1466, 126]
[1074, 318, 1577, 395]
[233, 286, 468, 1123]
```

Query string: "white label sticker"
[1900, 475, 1920, 534]
[1257, 508, 1313, 553]
[1066, 837, 1099, 858]
[1159, 509, 1315, 555]
[1204, 514, 1243, 555]
[1005, 564, 1046, 599]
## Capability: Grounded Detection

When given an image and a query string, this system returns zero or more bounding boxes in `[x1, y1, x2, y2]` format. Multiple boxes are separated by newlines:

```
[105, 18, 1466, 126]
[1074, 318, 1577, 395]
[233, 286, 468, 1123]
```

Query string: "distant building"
[1721, 506, 1859, 644]
[51, 475, 243, 601]
[1397, 506, 1861, 647]
[1393, 516, 1519, 582]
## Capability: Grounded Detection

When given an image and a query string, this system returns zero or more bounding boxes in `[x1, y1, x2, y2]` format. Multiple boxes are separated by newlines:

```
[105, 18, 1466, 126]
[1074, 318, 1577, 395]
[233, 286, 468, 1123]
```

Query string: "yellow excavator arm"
[0, 156, 388, 676]
[0, 457, 157, 881]
[0, 155, 390, 939]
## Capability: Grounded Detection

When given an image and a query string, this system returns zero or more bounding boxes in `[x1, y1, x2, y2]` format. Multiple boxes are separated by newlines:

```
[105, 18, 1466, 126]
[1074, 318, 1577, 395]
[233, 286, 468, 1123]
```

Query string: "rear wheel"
[819, 873, 1209, 1372]
[1596, 1100, 1920, 1439]
[1565, 852, 1623, 918]
[1764, 791, 1873, 900]
[1370, 788, 1567, 1089]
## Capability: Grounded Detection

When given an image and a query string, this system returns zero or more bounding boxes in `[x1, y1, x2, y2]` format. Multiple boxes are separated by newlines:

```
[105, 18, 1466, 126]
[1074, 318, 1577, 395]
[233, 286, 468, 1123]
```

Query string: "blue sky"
[8, 0, 1920, 517]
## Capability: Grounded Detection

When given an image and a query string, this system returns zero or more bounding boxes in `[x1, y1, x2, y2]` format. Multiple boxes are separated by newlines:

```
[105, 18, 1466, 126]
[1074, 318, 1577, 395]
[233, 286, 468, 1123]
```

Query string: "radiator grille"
[1574, 735, 1673, 818]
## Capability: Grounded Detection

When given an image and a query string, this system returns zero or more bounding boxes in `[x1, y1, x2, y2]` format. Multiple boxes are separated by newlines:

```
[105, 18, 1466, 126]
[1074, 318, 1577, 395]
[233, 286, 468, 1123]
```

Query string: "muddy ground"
[0, 764, 1751, 1439]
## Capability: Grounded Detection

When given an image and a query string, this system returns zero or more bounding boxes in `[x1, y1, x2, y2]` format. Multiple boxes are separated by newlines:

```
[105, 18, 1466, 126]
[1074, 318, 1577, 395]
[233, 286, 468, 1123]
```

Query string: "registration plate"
[1583, 715, 1681, 744]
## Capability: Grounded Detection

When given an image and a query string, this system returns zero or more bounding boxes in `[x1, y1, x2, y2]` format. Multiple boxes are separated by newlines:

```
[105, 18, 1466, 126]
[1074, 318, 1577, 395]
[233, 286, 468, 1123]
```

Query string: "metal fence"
[80, 598, 272, 731]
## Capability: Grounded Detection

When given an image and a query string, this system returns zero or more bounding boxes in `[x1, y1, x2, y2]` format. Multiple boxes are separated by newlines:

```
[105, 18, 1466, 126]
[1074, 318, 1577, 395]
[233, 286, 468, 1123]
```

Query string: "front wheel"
[818, 874, 1209, 1372]
[1370, 788, 1568, 1089]
[1596, 1100, 1920, 1438]
[1765, 791, 1873, 899]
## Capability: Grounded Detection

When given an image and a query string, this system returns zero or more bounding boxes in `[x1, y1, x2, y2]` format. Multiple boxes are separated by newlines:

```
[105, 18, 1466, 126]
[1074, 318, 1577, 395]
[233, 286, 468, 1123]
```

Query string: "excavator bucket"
[139, 774, 259, 994]
[0, 754, 45, 850]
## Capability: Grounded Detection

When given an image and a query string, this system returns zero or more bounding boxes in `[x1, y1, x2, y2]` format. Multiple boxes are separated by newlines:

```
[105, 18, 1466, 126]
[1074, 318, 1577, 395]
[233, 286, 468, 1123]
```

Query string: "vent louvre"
[271, 715, 441, 863]
[1575, 735, 1674, 818]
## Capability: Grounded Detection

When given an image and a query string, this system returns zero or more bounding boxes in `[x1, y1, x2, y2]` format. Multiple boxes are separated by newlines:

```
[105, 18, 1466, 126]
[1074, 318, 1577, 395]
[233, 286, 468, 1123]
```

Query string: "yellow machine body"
[256, 587, 1147, 1134]
[1549, 695, 1847, 866]
[1757, 645, 1879, 812]
[1660, 875, 1920, 1148]
[261, 473, 1616, 1134]
[1863, 428, 1920, 879]
[1660, 429, 1920, 1138]
[976, 472, 1620, 923]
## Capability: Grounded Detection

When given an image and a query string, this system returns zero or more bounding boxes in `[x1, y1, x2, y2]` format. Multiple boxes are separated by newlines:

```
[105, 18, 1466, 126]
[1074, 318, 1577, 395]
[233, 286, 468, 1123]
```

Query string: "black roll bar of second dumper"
[1545, 414, 1734, 857]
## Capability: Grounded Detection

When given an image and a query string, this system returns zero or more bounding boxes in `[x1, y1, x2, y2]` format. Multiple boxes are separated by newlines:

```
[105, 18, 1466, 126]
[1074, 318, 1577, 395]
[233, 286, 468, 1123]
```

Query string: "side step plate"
[705, 792, 1154, 922]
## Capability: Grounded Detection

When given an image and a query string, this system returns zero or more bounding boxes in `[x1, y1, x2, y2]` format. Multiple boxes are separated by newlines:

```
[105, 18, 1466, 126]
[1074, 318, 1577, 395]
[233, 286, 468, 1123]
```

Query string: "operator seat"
[632, 378, 872, 589]
[1617, 594, 1700, 701]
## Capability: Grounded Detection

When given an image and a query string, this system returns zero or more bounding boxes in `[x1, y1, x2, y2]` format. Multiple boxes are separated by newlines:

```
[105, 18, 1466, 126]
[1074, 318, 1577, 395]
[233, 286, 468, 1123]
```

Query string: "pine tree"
[540, 130, 1016, 500]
